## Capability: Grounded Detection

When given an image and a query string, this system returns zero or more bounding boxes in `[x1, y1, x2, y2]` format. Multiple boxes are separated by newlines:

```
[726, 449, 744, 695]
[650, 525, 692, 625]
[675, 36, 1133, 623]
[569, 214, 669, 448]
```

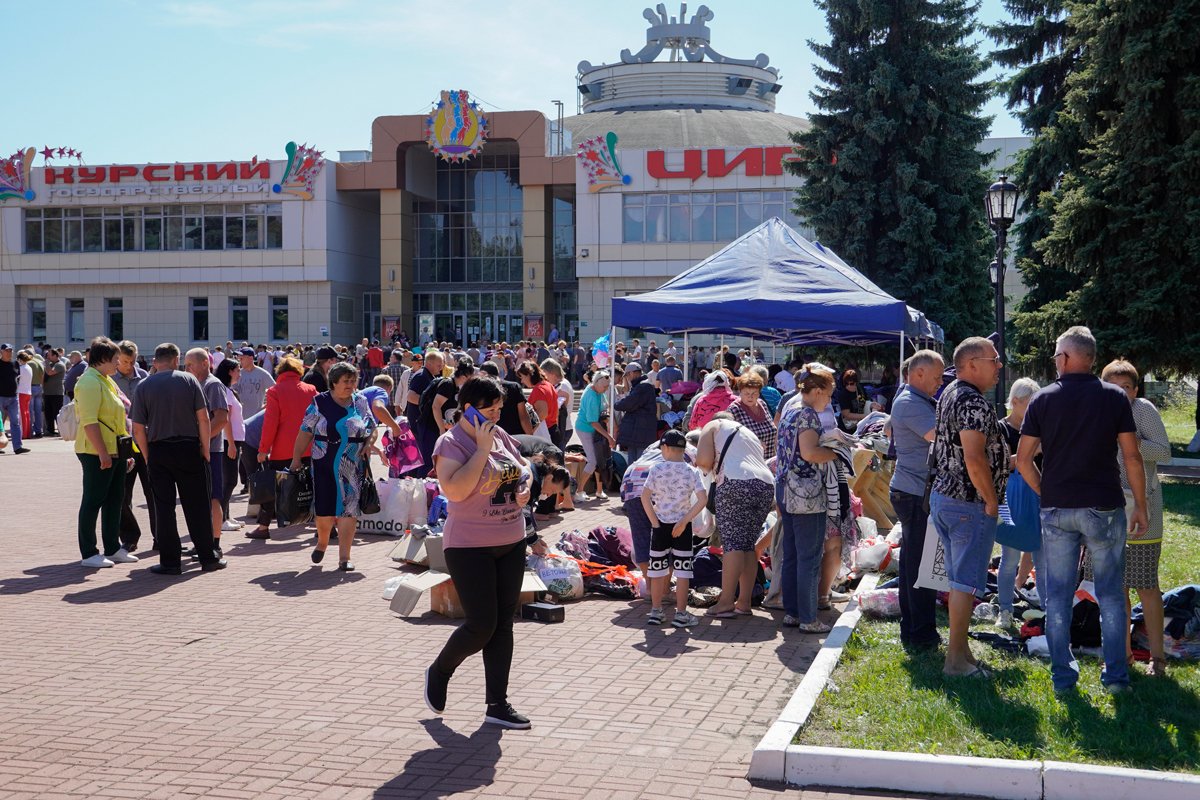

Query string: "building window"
[191, 297, 209, 342]
[270, 296, 288, 341]
[106, 298, 124, 341]
[67, 299, 85, 343]
[552, 187, 576, 283]
[336, 296, 355, 325]
[413, 147, 523, 288]
[22, 203, 283, 253]
[29, 299, 47, 342]
[621, 190, 809, 243]
[230, 297, 249, 342]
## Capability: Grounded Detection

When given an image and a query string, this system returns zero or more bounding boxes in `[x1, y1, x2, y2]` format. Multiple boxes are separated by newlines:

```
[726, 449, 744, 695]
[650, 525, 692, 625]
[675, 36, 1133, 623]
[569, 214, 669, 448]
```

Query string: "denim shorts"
[624, 497, 653, 564]
[930, 491, 997, 596]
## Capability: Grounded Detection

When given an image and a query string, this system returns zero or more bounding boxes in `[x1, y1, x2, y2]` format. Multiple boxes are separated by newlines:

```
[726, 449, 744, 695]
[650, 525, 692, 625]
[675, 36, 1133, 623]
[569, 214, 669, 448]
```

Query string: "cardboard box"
[388, 559, 545, 620]
[389, 531, 440, 566]
[521, 602, 565, 623]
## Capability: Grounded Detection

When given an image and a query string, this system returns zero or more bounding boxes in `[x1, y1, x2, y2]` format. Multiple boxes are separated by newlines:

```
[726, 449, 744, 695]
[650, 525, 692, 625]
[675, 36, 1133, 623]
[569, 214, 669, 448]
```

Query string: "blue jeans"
[1041, 506, 1129, 691]
[30, 385, 43, 435]
[930, 491, 996, 596]
[779, 511, 826, 622]
[0, 395, 21, 450]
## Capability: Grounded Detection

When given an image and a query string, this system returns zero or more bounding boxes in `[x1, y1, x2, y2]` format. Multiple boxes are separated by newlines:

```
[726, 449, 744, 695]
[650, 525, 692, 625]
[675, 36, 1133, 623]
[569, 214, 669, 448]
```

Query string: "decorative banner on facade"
[417, 314, 435, 346]
[1, 148, 37, 202]
[272, 142, 325, 200]
[424, 90, 489, 163]
[382, 315, 403, 342]
[524, 314, 544, 341]
[577, 132, 630, 192]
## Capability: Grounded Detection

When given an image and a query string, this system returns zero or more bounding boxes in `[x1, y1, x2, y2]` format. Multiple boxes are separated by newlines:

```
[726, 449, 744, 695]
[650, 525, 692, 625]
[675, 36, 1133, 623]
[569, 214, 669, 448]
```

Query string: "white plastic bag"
[857, 588, 901, 618]
[885, 522, 904, 545]
[856, 516, 879, 541]
[359, 478, 415, 536]
[527, 552, 584, 600]
[852, 539, 893, 572]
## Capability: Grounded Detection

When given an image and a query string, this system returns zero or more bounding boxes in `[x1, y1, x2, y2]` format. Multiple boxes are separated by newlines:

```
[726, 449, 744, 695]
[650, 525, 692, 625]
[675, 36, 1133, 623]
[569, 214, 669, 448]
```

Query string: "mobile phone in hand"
[463, 405, 488, 426]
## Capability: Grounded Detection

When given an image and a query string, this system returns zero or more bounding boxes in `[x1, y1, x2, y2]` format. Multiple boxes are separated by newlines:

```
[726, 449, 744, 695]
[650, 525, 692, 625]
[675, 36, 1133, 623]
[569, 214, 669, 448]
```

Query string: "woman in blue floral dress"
[290, 362, 378, 571]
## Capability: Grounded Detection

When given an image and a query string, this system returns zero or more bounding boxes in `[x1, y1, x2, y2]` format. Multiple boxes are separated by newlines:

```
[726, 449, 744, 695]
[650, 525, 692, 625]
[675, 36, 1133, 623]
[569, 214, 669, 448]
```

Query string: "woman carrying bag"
[289, 362, 378, 572]
[74, 337, 138, 568]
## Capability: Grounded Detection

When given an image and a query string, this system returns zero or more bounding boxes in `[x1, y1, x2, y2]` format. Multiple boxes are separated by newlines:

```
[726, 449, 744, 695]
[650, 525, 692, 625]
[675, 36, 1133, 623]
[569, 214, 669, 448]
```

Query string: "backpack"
[418, 377, 450, 426]
[57, 400, 78, 442]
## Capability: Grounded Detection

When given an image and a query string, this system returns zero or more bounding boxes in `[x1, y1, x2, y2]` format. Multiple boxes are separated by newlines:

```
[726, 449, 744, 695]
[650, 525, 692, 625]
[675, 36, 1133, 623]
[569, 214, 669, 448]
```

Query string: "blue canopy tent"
[611, 218, 932, 346]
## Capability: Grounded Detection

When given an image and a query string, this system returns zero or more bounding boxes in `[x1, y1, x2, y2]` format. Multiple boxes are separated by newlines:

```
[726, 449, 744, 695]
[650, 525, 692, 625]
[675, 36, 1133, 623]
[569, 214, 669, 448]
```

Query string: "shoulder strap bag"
[706, 424, 741, 513]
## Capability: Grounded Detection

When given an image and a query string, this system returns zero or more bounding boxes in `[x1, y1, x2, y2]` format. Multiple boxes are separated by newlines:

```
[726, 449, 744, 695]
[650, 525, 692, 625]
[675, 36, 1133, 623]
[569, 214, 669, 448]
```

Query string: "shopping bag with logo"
[914, 518, 949, 592]
[275, 466, 314, 527]
[382, 423, 423, 477]
[358, 477, 412, 536]
[526, 552, 584, 600]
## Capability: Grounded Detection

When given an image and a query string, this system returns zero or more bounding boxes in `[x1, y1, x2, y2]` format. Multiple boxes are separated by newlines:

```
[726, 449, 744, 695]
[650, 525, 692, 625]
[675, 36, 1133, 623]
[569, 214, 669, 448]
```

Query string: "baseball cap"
[0, 343, 11, 351]
[626, 361, 643, 373]
[238, 347, 256, 357]
[315, 346, 337, 360]
[660, 429, 687, 449]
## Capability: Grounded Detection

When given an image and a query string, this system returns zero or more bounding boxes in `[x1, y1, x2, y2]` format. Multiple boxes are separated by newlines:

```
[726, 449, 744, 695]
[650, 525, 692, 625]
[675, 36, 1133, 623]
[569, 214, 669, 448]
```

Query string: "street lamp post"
[984, 175, 1020, 409]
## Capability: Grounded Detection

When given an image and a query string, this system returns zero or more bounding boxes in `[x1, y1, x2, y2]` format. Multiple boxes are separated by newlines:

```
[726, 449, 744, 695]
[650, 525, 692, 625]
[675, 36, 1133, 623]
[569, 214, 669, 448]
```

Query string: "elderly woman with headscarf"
[686, 370, 736, 431]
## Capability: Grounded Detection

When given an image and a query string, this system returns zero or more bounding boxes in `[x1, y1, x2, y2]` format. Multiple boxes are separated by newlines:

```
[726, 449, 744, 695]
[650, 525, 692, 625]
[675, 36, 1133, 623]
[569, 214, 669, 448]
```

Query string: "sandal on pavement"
[796, 620, 833, 634]
[732, 608, 753, 616]
[705, 608, 736, 619]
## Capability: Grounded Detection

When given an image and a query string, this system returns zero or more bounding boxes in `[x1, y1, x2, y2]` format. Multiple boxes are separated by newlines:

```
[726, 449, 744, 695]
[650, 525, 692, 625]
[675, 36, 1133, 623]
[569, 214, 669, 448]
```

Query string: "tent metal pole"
[750, 336, 755, 365]
[683, 332, 689, 382]
[608, 325, 616, 440]
[899, 333, 905, 390]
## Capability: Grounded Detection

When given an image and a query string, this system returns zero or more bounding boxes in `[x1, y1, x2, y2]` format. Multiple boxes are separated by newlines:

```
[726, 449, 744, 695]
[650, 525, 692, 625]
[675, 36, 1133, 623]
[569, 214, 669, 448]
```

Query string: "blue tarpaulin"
[611, 218, 938, 345]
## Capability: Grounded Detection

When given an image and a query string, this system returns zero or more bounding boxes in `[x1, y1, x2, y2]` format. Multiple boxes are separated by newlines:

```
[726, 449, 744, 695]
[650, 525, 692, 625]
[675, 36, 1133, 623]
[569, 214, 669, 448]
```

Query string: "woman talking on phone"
[424, 376, 534, 729]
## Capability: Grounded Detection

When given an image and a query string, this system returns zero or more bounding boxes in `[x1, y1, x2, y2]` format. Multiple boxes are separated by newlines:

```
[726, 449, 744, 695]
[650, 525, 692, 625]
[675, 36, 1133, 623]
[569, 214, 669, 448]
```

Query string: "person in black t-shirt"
[480, 362, 532, 437]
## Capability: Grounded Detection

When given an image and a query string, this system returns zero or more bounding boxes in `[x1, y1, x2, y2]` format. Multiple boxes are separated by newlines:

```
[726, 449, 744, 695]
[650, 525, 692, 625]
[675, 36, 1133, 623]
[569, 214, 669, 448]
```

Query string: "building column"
[522, 185, 553, 340]
[380, 188, 414, 338]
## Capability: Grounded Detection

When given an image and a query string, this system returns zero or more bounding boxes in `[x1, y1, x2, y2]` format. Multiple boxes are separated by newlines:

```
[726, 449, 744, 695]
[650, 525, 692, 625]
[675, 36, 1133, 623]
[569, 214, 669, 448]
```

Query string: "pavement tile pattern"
[0, 438, 975, 800]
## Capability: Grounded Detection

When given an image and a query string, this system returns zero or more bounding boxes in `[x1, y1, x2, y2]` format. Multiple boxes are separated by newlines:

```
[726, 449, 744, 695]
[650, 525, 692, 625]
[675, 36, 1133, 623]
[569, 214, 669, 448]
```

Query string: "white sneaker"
[81, 554, 115, 568]
[596, 491, 609, 500]
[108, 548, 139, 564]
[221, 520, 243, 532]
[573, 492, 593, 503]
[672, 610, 699, 628]
[997, 609, 1014, 629]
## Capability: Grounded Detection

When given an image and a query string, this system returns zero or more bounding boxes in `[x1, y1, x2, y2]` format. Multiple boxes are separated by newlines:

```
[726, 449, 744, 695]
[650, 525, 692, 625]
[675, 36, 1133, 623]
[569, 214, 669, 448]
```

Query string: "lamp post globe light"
[985, 175, 1019, 408]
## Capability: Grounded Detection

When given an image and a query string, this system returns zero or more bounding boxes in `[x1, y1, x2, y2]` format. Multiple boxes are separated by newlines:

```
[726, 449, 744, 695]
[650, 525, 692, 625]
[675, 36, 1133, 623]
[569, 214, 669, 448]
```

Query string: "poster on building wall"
[382, 316, 402, 343]
[418, 314, 435, 346]
[524, 315, 544, 341]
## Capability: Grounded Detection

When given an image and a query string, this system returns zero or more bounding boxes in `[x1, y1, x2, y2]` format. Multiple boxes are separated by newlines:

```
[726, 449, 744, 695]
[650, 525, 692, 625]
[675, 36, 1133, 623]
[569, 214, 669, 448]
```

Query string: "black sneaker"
[14, 447, 30, 454]
[484, 703, 531, 730]
[200, 558, 228, 572]
[424, 664, 447, 715]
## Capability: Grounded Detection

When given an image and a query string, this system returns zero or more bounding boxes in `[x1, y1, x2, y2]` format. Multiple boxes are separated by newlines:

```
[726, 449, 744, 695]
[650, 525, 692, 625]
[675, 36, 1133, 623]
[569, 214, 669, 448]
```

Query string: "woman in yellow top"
[75, 336, 138, 568]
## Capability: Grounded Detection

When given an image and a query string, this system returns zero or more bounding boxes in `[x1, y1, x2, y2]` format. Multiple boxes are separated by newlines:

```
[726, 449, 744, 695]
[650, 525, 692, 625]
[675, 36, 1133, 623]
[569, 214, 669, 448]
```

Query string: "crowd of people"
[0, 320, 1179, 727]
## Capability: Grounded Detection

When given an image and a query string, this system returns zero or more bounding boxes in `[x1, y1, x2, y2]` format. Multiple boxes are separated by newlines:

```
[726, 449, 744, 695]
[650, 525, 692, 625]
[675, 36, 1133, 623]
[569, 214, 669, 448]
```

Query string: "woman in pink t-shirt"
[424, 376, 534, 730]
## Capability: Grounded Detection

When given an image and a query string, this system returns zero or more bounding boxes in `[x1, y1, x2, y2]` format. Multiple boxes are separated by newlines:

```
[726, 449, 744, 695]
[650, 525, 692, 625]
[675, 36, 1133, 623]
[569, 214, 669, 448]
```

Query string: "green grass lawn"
[1162, 393, 1198, 460]
[795, 480, 1200, 772]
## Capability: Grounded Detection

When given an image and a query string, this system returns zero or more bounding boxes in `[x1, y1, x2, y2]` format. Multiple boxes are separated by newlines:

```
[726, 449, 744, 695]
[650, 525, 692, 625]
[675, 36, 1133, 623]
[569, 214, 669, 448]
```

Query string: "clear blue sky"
[5, 0, 1022, 164]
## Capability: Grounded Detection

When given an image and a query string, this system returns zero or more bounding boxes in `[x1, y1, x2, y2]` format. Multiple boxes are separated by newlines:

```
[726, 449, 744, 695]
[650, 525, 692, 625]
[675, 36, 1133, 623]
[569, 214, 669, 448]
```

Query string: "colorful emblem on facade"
[1, 148, 36, 202]
[272, 142, 324, 200]
[577, 132, 630, 192]
[425, 90, 489, 163]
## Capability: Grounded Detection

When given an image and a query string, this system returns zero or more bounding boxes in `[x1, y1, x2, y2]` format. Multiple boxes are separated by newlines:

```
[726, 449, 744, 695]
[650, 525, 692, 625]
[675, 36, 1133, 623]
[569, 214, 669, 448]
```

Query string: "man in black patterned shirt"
[931, 336, 1008, 678]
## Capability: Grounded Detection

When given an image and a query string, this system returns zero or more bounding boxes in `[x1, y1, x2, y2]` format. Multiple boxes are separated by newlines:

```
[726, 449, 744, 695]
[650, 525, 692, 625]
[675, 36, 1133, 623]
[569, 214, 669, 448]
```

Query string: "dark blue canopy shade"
[612, 218, 930, 344]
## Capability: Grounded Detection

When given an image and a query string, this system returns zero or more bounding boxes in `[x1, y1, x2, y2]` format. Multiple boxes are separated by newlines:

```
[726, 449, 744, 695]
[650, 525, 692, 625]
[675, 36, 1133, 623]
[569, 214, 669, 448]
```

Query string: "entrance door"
[434, 313, 455, 345]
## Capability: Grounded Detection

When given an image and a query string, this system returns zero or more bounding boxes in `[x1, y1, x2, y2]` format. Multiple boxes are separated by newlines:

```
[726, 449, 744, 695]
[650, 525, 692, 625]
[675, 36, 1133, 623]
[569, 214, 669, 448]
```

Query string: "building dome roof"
[562, 108, 809, 149]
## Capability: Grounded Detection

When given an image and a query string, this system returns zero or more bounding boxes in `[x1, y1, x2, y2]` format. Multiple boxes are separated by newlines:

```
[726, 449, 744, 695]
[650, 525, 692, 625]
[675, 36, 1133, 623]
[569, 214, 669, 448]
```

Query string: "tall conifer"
[790, 0, 994, 344]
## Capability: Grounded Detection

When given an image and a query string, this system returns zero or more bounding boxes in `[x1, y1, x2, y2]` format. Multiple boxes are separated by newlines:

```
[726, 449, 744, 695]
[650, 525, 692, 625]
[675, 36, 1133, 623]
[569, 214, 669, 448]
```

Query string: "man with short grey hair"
[1017, 325, 1147, 695]
[185, 348, 229, 559]
[889, 349, 946, 651]
[931, 337, 1008, 677]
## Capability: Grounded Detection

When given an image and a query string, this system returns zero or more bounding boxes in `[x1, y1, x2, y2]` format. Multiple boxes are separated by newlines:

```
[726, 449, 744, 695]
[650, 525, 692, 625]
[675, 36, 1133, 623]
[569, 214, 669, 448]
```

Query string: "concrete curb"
[748, 574, 1200, 799]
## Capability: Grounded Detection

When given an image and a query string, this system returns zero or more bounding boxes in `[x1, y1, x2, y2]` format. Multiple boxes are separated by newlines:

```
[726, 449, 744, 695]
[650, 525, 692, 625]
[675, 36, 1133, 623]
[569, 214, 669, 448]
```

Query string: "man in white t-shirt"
[775, 364, 796, 393]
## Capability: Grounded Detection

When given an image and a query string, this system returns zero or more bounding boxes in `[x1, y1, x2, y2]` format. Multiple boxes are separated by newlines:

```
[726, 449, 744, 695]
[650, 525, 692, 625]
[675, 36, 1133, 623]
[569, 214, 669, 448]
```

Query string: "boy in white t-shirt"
[640, 429, 707, 627]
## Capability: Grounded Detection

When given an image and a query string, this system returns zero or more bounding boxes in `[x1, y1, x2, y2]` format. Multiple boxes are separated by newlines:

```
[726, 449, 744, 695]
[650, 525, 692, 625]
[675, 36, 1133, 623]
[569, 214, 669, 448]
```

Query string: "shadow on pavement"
[374, 719, 503, 799]
[248, 568, 365, 596]
[0, 564, 93, 595]
[61, 567, 204, 603]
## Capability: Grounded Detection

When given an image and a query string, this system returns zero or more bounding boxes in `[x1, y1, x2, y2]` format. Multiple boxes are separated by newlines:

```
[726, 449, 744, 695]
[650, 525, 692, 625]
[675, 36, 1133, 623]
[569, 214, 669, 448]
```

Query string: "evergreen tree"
[987, 1, 1082, 371]
[790, 0, 994, 344]
[1039, 0, 1200, 375]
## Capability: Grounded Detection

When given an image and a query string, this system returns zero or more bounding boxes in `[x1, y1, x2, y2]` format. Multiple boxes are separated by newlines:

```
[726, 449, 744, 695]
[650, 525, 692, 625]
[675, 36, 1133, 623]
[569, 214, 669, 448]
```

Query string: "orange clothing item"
[260, 371, 318, 461]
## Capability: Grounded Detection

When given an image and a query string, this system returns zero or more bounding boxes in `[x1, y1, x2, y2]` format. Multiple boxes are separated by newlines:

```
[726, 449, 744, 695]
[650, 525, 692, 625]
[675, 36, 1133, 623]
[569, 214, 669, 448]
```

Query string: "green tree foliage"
[987, 1, 1082, 371]
[790, 0, 994, 344]
[1039, 0, 1200, 375]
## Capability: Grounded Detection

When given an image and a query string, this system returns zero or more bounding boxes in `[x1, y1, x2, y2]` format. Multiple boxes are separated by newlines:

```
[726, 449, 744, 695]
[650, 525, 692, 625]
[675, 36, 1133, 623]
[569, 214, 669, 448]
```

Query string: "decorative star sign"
[40, 146, 55, 160]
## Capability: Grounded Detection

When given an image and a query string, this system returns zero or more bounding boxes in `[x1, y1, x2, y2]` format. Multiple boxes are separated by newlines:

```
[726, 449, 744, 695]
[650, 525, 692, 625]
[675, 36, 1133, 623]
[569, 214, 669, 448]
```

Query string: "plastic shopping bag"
[275, 466, 314, 526]
[527, 552, 584, 600]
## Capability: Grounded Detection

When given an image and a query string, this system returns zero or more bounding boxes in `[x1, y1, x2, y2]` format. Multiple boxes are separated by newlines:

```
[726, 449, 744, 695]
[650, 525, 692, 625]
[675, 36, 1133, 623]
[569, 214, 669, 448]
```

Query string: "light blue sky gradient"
[5, 0, 1023, 164]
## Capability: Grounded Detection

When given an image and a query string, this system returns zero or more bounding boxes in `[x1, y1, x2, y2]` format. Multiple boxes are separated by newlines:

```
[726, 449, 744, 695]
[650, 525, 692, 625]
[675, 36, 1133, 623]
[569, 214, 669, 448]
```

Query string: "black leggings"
[434, 539, 526, 707]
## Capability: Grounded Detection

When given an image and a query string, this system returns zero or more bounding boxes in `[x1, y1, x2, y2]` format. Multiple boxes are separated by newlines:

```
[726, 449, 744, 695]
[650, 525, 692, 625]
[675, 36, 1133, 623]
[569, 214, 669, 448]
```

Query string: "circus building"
[1, 6, 812, 347]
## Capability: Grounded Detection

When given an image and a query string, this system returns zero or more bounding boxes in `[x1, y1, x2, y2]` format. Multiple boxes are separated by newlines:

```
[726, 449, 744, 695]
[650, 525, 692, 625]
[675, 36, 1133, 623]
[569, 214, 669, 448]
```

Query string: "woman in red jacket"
[250, 356, 318, 538]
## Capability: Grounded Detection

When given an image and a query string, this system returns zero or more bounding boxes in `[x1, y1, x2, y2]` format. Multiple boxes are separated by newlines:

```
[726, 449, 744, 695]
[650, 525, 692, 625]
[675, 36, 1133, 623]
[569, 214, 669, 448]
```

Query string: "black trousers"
[221, 443, 241, 519]
[148, 439, 216, 569]
[43, 394, 64, 435]
[891, 489, 940, 647]
[434, 539, 526, 707]
[120, 450, 157, 550]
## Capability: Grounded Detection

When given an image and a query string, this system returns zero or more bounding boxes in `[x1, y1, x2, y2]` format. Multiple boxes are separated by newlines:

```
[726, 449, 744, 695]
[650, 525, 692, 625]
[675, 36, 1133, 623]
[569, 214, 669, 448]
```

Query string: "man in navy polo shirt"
[888, 349, 945, 651]
[1017, 325, 1148, 695]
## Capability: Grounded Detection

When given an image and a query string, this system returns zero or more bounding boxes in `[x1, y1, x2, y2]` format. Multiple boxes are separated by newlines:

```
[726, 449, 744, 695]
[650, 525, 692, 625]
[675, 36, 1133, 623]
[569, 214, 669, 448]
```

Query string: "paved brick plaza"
[0, 438, 971, 800]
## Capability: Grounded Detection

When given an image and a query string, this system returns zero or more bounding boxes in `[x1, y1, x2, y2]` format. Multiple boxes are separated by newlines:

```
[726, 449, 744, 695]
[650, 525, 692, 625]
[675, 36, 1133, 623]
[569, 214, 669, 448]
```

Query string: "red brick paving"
[0, 438, 977, 800]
